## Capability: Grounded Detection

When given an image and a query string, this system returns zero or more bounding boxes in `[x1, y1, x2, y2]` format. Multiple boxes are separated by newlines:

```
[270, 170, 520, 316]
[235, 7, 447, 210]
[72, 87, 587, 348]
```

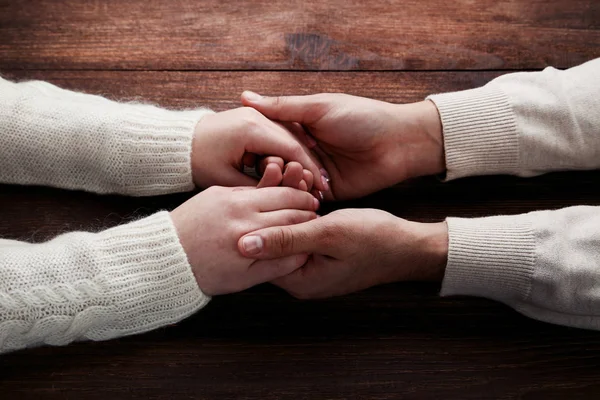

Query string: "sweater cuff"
[441, 215, 536, 305]
[116, 106, 215, 196]
[93, 211, 210, 340]
[427, 85, 519, 180]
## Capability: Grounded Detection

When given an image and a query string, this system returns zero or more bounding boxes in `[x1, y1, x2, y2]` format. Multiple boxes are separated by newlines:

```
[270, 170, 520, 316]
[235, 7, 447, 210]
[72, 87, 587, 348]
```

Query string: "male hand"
[237, 209, 448, 299]
[241, 92, 444, 200]
[191, 107, 327, 192]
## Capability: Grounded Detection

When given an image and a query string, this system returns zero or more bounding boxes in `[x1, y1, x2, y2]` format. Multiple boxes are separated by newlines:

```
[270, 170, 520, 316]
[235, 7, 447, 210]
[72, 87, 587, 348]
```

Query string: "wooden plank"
[1, 69, 504, 111]
[0, 0, 598, 71]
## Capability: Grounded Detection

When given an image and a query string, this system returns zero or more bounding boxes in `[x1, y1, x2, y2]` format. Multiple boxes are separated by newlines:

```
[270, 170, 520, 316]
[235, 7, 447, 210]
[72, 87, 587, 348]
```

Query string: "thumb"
[241, 91, 321, 124]
[238, 218, 324, 259]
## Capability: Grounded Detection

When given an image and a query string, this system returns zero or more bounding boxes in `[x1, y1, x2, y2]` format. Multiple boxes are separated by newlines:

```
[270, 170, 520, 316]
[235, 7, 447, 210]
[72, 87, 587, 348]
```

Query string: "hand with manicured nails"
[192, 107, 327, 192]
[241, 92, 444, 201]
[237, 209, 449, 299]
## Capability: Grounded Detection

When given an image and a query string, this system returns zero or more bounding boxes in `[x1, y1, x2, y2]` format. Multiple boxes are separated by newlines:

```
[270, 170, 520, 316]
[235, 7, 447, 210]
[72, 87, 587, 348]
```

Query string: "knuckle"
[270, 226, 295, 254]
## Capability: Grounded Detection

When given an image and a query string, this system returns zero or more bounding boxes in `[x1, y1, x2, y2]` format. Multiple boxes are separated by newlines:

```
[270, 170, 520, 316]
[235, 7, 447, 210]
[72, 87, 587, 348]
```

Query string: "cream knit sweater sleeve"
[0, 76, 213, 196]
[428, 58, 600, 329]
[0, 78, 213, 353]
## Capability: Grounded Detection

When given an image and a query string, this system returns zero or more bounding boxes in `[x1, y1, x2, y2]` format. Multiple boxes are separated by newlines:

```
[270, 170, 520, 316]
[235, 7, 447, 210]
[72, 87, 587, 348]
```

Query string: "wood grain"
[0, 0, 598, 71]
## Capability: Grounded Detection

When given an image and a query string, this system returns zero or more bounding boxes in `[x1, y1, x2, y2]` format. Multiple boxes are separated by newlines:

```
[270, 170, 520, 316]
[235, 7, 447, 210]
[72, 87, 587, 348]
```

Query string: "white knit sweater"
[429, 58, 600, 329]
[0, 78, 213, 353]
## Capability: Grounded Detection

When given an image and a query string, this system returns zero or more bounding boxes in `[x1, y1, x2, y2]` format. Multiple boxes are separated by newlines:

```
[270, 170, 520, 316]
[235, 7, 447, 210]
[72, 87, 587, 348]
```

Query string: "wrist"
[389, 101, 445, 179]
[419, 221, 449, 281]
[191, 113, 216, 187]
[401, 220, 448, 282]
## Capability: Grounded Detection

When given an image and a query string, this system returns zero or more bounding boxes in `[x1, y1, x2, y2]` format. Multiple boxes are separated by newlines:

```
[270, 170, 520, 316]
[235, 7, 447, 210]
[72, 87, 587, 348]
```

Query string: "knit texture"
[427, 85, 519, 180]
[0, 212, 209, 353]
[435, 58, 600, 330]
[429, 58, 600, 181]
[0, 78, 212, 352]
[0, 77, 214, 196]
[442, 215, 536, 304]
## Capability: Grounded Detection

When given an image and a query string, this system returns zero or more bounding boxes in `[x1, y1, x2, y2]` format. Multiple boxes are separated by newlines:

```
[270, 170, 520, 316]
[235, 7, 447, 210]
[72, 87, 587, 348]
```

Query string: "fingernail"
[305, 133, 317, 148]
[318, 191, 324, 201]
[320, 176, 329, 191]
[242, 236, 263, 255]
[243, 91, 262, 102]
[313, 197, 320, 210]
[320, 168, 330, 182]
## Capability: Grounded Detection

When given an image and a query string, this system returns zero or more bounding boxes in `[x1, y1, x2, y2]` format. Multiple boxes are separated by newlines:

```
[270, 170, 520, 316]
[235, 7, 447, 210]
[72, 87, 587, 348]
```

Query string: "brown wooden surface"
[1, 0, 600, 399]
[1, 0, 599, 71]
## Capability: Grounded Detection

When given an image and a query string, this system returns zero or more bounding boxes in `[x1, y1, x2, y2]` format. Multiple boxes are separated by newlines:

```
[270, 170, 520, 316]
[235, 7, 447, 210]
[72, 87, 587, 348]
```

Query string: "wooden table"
[1, 1, 600, 398]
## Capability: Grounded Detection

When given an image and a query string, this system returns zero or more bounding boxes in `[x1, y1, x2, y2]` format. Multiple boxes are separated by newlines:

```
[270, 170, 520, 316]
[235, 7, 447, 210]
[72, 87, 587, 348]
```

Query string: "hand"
[170, 185, 319, 296]
[192, 107, 327, 192]
[237, 209, 448, 299]
[241, 92, 444, 200]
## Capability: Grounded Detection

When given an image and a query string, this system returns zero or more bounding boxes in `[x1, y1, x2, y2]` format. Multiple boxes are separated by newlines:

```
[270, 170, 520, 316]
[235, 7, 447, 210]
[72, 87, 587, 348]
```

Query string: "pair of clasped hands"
[171, 91, 450, 300]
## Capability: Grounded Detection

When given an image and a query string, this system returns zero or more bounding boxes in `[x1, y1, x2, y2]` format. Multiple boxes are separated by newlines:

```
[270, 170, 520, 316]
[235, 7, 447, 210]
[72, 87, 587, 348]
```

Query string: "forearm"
[0, 212, 209, 353]
[441, 206, 600, 330]
[427, 58, 600, 180]
[0, 77, 213, 196]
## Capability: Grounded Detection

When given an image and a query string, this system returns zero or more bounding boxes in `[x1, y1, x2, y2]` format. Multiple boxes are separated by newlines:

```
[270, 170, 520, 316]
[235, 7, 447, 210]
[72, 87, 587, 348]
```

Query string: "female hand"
[241, 92, 444, 201]
[237, 209, 448, 299]
[191, 107, 327, 192]
[170, 184, 320, 296]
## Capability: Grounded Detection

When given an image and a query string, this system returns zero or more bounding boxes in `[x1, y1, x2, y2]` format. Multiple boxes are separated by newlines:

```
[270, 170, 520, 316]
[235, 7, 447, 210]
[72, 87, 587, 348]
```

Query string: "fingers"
[283, 122, 317, 149]
[258, 156, 284, 175]
[244, 121, 327, 192]
[259, 159, 314, 193]
[241, 91, 324, 124]
[250, 187, 319, 212]
[246, 254, 309, 288]
[302, 169, 314, 192]
[259, 209, 317, 228]
[238, 218, 324, 259]
[282, 162, 304, 189]
[257, 162, 283, 188]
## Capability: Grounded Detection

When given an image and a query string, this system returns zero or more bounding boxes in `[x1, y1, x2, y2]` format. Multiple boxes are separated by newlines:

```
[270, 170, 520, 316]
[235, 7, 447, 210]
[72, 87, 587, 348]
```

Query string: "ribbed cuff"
[116, 105, 215, 196]
[428, 85, 519, 180]
[441, 215, 536, 305]
[93, 211, 210, 340]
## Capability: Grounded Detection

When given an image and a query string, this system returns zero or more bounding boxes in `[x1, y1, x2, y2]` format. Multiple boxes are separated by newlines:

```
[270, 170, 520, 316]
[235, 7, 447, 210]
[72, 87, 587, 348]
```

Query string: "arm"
[239, 206, 600, 330]
[442, 206, 600, 330]
[0, 77, 326, 196]
[0, 212, 209, 352]
[0, 183, 319, 353]
[0, 77, 210, 196]
[241, 58, 600, 199]
[429, 58, 600, 179]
